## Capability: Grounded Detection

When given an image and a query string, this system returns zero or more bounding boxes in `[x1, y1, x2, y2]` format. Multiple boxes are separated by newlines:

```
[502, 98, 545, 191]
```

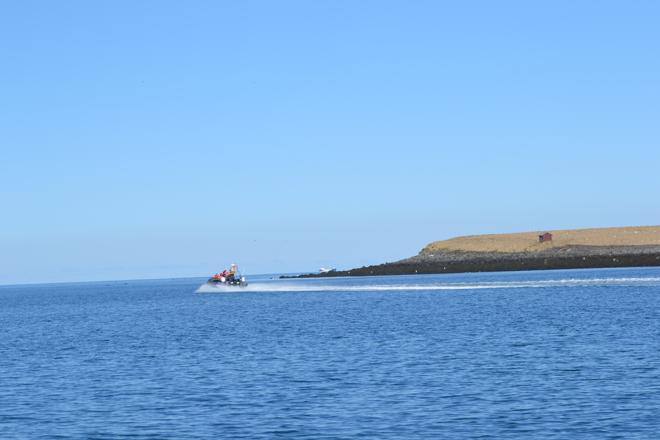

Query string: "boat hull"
[206, 278, 248, 288]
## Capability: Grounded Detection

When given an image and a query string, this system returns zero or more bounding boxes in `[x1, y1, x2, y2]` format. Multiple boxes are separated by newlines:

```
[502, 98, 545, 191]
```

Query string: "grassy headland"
[286, 226, 660, 278]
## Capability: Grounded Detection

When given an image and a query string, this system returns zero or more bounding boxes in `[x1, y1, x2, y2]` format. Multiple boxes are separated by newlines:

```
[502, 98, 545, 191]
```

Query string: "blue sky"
[1, 1, 659, 284]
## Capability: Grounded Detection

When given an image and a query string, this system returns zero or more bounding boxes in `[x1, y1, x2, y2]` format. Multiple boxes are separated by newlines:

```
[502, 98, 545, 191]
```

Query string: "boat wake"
[196, 276, 660, 293]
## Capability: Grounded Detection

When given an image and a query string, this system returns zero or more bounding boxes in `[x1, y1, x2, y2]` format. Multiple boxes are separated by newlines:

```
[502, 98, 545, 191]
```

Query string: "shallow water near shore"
[2, 267, 660, 438]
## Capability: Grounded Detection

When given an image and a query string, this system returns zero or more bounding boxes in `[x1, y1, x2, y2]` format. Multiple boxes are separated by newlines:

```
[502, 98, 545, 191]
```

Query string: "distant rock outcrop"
[284, 226, 660, 278]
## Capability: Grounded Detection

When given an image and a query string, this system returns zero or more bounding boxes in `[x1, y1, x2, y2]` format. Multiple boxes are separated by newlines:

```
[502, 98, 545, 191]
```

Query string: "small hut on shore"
[538, 232, 553, 243]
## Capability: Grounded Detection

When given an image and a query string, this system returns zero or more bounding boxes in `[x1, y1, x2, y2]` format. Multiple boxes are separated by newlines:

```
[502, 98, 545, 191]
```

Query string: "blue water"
[2, 267, 660, 439]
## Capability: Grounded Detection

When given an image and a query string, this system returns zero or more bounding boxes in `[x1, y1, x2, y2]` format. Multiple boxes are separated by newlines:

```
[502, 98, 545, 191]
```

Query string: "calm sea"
[2, 267, 660, 439]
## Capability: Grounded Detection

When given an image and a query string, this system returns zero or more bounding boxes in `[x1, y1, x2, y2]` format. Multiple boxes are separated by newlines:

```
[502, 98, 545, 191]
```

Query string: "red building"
[538, 232, 553, 243]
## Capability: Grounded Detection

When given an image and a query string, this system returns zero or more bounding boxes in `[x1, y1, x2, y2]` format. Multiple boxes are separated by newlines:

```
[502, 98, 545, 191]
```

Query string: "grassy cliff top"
[421, 226, 660, 254]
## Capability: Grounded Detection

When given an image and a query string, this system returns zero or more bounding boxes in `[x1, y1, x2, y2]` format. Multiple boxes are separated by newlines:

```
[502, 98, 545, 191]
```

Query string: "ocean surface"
[2, 267, 660, 439]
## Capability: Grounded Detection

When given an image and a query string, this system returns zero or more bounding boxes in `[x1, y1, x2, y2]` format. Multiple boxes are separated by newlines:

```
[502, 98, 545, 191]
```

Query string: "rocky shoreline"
[283, 245, 660, 278]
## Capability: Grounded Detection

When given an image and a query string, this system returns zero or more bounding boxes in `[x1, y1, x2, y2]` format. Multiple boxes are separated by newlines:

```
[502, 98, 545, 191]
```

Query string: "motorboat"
[206, 263, 248, 288]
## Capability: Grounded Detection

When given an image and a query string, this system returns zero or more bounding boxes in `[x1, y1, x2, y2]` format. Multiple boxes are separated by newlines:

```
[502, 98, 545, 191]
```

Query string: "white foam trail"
[196, 276, 660, 293]
[196, 284, 251, 293]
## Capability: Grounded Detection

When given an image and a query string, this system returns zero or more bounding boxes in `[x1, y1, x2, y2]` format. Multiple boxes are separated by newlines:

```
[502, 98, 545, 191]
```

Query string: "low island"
[284, 226, 660, 278]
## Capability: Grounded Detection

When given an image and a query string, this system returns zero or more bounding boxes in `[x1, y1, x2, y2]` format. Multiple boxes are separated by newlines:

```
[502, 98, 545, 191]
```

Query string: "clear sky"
[2, 1, 659, 284]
